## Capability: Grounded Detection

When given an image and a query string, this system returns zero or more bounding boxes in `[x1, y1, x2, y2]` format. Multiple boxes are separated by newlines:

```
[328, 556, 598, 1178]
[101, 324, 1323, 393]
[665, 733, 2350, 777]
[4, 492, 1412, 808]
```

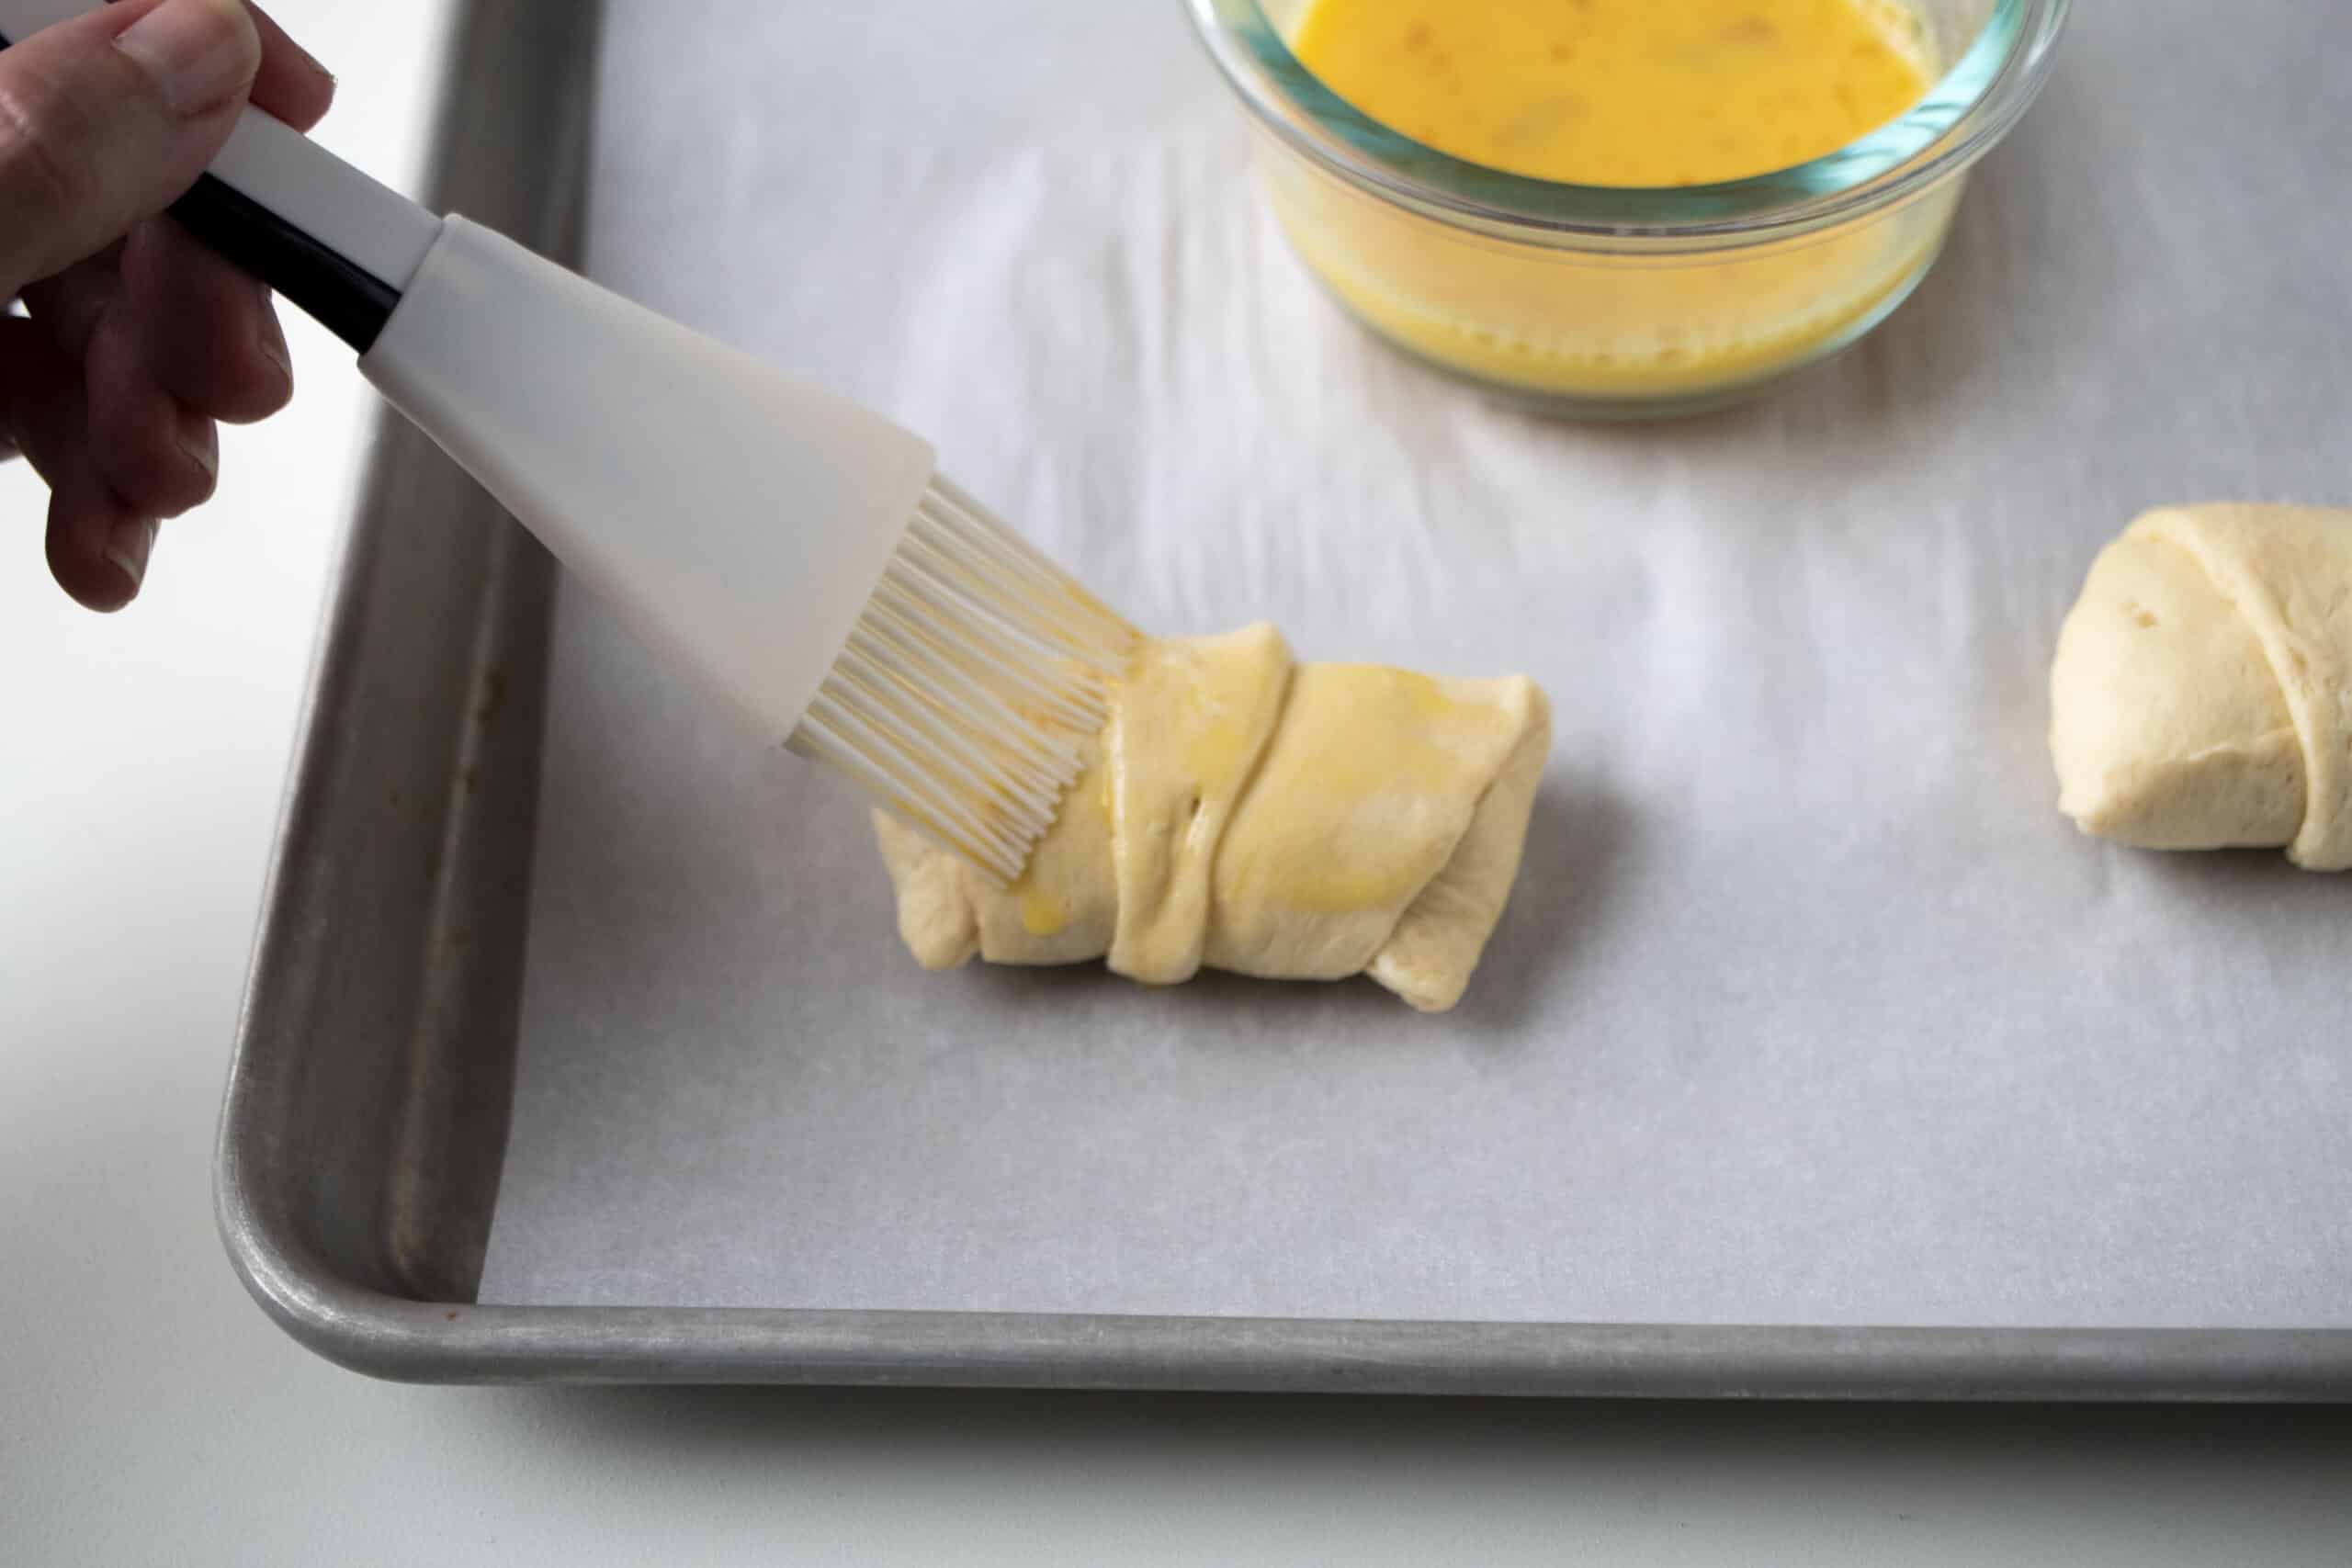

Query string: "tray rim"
[216, 1164, 2352, 1396]
[215, 0, 2352, 1400]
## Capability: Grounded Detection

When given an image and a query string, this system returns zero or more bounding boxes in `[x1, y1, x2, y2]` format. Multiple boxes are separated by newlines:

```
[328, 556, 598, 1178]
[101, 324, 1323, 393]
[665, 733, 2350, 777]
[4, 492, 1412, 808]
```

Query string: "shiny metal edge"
[212, 1218, 2352, 1396]
[215, 0, 2352, 1399]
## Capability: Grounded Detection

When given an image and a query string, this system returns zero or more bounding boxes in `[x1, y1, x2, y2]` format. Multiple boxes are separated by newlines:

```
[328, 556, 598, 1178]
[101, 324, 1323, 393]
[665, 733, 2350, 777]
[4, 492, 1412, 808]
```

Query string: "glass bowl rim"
[1181, 0, 2072, 243]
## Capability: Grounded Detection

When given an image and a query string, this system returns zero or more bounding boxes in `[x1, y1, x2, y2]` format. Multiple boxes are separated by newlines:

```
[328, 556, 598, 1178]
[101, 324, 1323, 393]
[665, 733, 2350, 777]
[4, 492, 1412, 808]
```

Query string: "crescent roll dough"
[2050, 504, 2352, 870]
[873, 625, 1552, 1010]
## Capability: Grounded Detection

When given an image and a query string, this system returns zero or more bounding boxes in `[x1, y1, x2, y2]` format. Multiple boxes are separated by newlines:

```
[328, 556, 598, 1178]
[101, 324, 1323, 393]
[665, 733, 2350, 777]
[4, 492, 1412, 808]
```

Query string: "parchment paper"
[478, 0, 2352, 1325]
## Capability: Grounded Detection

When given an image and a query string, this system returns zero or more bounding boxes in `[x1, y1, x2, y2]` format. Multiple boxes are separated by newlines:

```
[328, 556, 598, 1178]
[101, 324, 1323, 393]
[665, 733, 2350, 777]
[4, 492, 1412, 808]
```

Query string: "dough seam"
[1106, 631, 1297, 986]
[1363, 684, 1550, 1011]
[2136, 509, 2351, 870]
[2139, 536, 2312, 840]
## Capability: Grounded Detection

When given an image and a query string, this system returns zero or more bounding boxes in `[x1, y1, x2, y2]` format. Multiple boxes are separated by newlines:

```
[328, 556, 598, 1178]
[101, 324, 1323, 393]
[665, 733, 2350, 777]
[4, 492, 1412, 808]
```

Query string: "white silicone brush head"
[790, 478, 1139, 883]
[363, 220, 1136, 886]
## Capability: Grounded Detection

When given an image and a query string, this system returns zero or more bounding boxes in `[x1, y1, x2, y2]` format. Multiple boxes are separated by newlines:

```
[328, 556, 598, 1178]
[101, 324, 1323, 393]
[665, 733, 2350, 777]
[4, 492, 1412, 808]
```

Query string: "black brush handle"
[1, 20, 411, 353]
[165, 172, 398, 353]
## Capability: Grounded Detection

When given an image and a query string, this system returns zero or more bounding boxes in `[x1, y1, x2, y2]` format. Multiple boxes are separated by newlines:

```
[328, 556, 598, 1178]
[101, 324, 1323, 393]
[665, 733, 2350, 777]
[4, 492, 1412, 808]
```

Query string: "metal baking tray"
[217, 0, 2352, 1398]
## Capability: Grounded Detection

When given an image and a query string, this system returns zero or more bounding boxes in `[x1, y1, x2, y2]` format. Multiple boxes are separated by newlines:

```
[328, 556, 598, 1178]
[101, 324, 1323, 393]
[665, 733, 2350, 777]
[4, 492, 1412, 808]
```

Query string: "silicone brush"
[0, 1, 1138, 882]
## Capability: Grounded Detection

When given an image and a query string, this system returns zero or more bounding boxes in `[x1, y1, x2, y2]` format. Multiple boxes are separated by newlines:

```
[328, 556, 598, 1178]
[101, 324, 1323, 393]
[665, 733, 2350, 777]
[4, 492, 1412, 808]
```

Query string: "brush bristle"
[786, 476, 1140, 884]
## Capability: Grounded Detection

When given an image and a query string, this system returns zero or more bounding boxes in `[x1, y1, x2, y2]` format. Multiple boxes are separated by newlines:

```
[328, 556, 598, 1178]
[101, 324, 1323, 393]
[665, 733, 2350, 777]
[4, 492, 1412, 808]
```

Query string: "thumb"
[0, 0, 261, 299]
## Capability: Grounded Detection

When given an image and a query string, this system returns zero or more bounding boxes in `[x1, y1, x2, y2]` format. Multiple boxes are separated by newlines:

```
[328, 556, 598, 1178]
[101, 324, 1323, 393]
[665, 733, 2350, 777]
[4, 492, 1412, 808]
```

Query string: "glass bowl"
[1182, 0, 2071, 417]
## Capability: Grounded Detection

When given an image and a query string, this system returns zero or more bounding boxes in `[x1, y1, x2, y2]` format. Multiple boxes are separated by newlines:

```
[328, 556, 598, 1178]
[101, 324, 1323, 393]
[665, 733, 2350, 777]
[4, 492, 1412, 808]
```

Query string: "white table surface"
[4, 5, 2349, 1563]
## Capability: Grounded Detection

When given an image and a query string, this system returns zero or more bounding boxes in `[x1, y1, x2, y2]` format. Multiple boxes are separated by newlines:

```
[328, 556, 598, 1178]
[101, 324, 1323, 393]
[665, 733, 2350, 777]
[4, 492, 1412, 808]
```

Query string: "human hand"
[1, 0, 333, 611]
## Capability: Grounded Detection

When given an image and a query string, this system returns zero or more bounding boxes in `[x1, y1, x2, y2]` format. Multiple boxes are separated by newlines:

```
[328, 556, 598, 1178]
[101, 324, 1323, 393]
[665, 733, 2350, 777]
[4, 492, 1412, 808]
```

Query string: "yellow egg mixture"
[1294, 0, 1930, 188]
[1269, 0, 1945, 403]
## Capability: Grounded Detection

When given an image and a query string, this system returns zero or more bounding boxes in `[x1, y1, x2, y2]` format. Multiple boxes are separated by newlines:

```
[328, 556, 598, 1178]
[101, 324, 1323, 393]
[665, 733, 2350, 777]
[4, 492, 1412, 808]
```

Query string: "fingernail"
[116, 0, 262, 117]
[286, 36, 335, 86]
[104, 517, 158, 596]
[178, 424, 218, 479]
[259, 322, 292, 385]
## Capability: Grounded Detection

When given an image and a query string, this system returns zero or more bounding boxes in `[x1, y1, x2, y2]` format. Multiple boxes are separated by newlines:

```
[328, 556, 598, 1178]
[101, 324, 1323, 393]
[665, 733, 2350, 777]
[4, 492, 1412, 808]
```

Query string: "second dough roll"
[874, 625, 1552, 1011]
[2050, 503, 2352, 870]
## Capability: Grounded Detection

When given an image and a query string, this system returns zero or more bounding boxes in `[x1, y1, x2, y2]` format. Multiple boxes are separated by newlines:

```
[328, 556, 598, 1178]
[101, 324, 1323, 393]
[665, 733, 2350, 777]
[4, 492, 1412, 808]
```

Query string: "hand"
[1, 0, 332, 611]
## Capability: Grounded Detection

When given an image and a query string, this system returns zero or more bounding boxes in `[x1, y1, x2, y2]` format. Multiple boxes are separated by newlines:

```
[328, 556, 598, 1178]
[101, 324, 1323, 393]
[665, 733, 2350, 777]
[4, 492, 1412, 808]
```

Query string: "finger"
[18, 241, 124, 369]
[243, 3, 334, 131]
[0, 0, 262, 299]
[48, 464, 155, 612]
[0, 333, 22, 463]
[119, 212, 290, 423]
[0, 315, 81, 477]
[85, 299, 217, 518]
[0, 319, 153, 609]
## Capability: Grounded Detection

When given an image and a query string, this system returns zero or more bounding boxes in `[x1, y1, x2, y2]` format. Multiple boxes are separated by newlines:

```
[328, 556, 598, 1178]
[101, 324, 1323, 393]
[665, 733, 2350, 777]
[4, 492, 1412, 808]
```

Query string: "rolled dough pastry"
[873, 625, 1552, 1010]
[2049, 503, 2352, 870]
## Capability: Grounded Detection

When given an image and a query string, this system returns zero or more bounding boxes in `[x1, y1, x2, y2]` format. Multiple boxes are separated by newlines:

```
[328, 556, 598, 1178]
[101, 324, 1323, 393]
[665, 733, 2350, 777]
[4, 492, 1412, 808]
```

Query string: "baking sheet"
[478, 0, 2352, 1326]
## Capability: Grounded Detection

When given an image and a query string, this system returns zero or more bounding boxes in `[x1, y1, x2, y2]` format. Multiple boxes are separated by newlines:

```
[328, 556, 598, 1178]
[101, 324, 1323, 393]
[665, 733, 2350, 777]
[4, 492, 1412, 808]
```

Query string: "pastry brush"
[0, 3, 1136, 883]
